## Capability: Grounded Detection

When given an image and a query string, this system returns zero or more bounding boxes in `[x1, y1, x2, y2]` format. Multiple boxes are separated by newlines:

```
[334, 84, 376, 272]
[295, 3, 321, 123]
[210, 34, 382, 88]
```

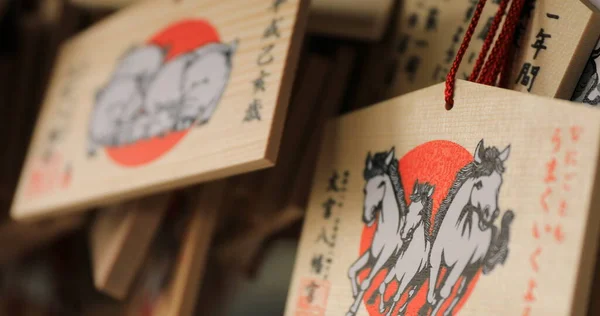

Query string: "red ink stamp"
[296, 278, 330, 316]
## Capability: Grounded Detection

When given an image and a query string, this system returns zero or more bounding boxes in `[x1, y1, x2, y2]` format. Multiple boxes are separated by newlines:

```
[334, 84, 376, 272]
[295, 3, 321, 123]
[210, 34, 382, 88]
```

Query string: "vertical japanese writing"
[523, 125, 582, 315]
[244, 1, 286, 122]
[26, 62, 88, 197]
[515, 11, 559, 93]
[429, 0, 501, 82]
[298, 169, 350, 315]
[531, 28, 551, 60]
[313, 170, 349, 280]
[426, 8, 438, 31]
[515, 63, 540, 92]
[46, 63, 88, 158]
[397, 3, 446, 83]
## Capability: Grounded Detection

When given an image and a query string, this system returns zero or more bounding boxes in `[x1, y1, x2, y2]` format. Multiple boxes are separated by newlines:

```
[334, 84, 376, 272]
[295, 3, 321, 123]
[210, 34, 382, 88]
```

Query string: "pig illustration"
[87, 38, 237, 155]
[176, 40, 238, 130]
[144, 40, 237, 133]
[88, 77, 143, 154]
[112, 45, 165, 91]
[143, 53, 197, 136]
[88, 45, 165, 155]
[116, 112, 149, 145]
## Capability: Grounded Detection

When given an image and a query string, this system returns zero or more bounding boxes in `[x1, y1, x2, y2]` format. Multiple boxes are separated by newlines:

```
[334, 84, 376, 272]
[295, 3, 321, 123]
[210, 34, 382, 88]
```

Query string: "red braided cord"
[480, 0, 526, 85]
[469, 0, 510, 83]
[498, 0, 526, 87]
[444, 0, 488, 110]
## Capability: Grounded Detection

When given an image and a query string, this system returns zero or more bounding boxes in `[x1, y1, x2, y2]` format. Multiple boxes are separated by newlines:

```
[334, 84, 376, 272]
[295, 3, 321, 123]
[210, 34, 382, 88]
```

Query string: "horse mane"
[431, 163, 474, 241]
[364, 150, 408, 217]
[413, 182, 434, 243]
[387, 158, 409, 217]
[431, 145, 506, 241]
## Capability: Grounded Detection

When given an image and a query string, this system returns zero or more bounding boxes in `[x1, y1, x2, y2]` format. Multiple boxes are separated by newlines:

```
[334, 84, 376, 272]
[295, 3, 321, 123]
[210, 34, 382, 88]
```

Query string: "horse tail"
[387, 159, 409, 216]
[423, 200, 433, 244]
[482, 210, 514, 274]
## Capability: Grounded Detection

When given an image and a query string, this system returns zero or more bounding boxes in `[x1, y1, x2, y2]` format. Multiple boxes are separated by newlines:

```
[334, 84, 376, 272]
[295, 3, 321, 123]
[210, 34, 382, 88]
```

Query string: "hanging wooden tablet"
[89, 193, 170, 299]
[11, 0, 309, 220]
[308, 0, 395, 41]
[125, 182, 224, 316]
[285, 80, 600, 316]
[386, 0, 600, 99]
[506, 0, 600, 98]
[386, 0, 503, 97]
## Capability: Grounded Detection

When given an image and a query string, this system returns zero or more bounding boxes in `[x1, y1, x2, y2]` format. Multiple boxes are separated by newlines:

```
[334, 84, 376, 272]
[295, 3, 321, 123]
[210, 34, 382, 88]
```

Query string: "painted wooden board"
[308, 0, 395, 41]
[11, 0, 309, 220]
[285, 80, 600, 316]
[89, 193, 170, 299]
[386, 0, 600, 99]
[387, 0, 503, 97]
[506, 0, 600, 98]
[125, 182, 224, 316]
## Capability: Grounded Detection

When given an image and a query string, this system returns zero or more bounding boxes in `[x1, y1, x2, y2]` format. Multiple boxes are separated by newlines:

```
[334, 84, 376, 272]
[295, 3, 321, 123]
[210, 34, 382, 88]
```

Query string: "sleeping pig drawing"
[87, 39, 237, 156]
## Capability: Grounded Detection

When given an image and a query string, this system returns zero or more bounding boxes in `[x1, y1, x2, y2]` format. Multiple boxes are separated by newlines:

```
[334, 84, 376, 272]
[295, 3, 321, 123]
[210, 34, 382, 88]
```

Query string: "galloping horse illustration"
[347, 147, 408, 316]
[378, 180, 435, 316]
[424, 139, 514, 316]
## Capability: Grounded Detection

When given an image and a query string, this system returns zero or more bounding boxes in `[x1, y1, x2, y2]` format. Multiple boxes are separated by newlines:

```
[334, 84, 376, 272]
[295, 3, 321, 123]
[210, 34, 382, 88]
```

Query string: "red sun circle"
[105, 19, 220, 167]
[358, 140, 480, 315]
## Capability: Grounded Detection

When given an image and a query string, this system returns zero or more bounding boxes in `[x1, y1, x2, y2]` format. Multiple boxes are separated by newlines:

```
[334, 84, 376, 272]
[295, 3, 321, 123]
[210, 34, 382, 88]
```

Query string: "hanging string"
[469, 0, 509, 83]
[444, 0, 487, 110]
[444, 0, 526, 110]
[479, 0, 526, 85]
[497, 0, 526, 87]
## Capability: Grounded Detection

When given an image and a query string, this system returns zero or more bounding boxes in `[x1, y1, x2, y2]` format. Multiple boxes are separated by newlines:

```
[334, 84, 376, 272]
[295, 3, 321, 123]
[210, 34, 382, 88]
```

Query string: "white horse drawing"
[347, 148, 409, 316]
[424, 139, 511, 316]
[378, 180, 434, 316]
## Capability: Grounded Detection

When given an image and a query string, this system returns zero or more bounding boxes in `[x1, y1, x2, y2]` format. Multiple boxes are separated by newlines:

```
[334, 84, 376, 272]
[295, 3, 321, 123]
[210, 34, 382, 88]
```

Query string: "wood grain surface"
[286, 80, 600, 316]
[11, 0, 309, 220]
